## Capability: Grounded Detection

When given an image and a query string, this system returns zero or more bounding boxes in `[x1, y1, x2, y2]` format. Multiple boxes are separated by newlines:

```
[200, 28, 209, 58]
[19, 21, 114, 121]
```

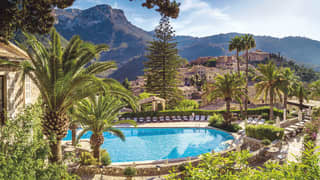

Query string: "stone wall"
[242, 136, 263, 151]
[71, 147, 236, 177]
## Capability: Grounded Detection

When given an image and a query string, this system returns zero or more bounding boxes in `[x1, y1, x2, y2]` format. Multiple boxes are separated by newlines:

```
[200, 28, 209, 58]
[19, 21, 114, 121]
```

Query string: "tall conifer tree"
[145, 16, 181, 107]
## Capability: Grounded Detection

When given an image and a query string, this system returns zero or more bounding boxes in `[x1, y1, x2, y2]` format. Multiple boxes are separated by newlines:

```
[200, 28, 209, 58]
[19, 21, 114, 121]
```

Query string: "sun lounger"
[189, 115, 194, 121]
[159, 116, 165, 122]
[258, 119, 265, 125]
[252, 118, 259, 125]
[171, 116, 177, 121]
[176, 116, 182, 121]
[146, 117, 151, 122]
[152, 117, 158, 122]
[183, 116, 189, 121]
[138, 117, 144, 122]
[206, 115, 211, 121]
[133, 117, 138, 122]
[195, 115, 200, 121]
[165, 116, 171, 121]
[200, 115, 206, 121]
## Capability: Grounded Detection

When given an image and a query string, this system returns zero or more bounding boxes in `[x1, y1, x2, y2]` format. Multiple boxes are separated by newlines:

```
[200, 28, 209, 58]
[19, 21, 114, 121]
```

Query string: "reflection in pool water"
[64, 128, 234, 163]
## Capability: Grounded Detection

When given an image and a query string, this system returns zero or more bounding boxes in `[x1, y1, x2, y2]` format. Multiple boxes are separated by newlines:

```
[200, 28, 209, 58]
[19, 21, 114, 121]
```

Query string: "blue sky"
[70, 0, 320, 40]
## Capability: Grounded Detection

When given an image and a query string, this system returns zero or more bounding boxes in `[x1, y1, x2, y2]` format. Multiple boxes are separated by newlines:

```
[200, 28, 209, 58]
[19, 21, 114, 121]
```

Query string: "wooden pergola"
[138, 96, 166, 112]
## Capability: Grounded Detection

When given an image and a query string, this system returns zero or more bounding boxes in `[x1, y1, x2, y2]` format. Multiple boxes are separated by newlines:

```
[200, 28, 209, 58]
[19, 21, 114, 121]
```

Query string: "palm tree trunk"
[90, 133, 104, 162]
[245, 49, 249, 119]
[270, 90, 274, 120]
[299, 98, 303, 111]
[283, 94, 288, 120]
[226, 99, 231, 125]
[49, 139, 62, 163]
[72, 128, 76, 146]
[236, 50, 240, 75]
[236, 50, 243, 118]
[93, 145, 100, 162]
[43, 111, 69, 163]
[284, 94, 288, 110]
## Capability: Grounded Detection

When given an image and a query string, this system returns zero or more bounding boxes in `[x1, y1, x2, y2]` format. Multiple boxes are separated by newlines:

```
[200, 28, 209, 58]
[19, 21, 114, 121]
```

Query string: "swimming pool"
[64, 128, 234, 163]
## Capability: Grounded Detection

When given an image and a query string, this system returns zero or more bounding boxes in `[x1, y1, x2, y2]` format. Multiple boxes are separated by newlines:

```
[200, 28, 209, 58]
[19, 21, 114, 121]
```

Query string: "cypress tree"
[145, 16, 182, 107]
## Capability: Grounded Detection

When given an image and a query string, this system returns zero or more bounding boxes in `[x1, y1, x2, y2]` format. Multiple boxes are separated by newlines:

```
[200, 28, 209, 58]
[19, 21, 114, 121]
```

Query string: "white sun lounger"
[152, 117, 158, 122]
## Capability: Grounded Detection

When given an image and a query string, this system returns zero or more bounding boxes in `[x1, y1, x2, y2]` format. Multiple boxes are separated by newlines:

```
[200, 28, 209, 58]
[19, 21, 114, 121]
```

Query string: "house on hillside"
[0, 41, 40, 124]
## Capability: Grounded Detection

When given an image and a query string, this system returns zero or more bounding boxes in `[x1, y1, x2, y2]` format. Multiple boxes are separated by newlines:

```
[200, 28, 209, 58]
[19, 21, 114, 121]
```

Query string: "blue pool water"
[64, 128, 234, 163]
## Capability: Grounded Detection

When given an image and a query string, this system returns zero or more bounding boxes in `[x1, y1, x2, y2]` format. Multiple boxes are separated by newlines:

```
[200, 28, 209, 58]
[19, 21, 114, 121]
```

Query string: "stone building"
[242, 49, 270, 62]
[0, 41, 40, 123]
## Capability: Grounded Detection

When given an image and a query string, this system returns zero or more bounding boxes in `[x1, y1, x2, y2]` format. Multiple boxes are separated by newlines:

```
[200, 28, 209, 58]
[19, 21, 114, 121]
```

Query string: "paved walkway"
[285, 135, 304, 162]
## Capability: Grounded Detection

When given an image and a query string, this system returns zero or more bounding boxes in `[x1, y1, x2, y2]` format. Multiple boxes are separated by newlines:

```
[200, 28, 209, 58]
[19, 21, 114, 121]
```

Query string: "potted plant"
[124, 166, 137, 180]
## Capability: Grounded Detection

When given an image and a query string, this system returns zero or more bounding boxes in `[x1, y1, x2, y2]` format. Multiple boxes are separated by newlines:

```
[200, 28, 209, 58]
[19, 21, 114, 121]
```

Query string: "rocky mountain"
[54, 4, 152, 66]
[54, 4, 320, 81]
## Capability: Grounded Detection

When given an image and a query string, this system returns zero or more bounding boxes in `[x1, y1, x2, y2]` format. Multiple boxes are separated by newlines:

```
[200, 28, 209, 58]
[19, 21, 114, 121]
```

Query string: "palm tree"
[0, 29, 136, 163]
[241, 34, 256, 119]
[73, 95, 136, 161]
[229, 36, 244, 75]
[293, 82, 309, 111]
[255, 61, 282, 120]
[279, 68, 299, 114]
[204, 72, 245, 125]
[229, 36, 245, 116]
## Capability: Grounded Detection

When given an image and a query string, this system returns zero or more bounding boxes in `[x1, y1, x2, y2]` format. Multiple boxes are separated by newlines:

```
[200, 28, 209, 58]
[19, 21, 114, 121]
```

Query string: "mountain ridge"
[53, 4, 320, 81]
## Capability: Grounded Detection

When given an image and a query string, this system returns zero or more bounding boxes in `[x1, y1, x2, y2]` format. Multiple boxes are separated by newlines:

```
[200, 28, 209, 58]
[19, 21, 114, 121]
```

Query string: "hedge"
[122, 106, 283, 118]
[245, 125, 284, 141]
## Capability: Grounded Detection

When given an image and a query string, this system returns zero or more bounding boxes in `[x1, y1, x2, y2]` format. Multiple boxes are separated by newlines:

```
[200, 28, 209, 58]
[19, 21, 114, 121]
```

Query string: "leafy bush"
[166, 146, 320, 180]
[175, 99, 199, 110]
[122, 106, 283, 118]
[100, 149, 112, 166]
[265, 120, 274, 124]
[261, 112, 269, 119]
[209, 113, 242, 132]
[261, 139, 271, 146]
[80, 152, 97, 165]
[0, 102, 77, 180]
[245, 125, 284, 141]
[124, 167, 137, 177]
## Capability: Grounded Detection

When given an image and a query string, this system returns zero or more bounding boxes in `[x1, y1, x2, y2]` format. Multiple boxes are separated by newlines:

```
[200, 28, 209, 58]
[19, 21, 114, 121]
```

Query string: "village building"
[0, 41, 40, 123]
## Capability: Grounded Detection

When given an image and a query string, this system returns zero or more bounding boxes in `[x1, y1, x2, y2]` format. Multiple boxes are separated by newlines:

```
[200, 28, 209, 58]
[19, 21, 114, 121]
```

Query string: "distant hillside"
[53, 4, 320, 81]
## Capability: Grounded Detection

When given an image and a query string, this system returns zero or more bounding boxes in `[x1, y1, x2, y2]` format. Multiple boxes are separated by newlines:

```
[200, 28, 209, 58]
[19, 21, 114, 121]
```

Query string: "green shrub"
[209, 113, 242, 132]
[261, 112, 268, 119]
[178, 163, 188, 172]
[209, 113, 224, 126]
[261, 139, 271, 146]
[80, 152, 97, 165]
[175, 99, 199, 110]
[124, 167, 137, 177]
[121, 106, 283, 119]
[265, 120, 274, 124]
[100, 149, 112, 166]
[245, 125, 284, 141]
[0, 102, 77, 179]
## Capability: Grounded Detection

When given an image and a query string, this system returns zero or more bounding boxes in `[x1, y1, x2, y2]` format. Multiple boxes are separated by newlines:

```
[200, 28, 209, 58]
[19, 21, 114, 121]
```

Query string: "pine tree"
[145, 16, 182, 107]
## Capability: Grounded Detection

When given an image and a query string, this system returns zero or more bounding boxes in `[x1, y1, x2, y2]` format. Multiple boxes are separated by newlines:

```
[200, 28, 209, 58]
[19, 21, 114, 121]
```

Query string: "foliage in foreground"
[0, 103, 77, 180]
[166, 146, 320, 180]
